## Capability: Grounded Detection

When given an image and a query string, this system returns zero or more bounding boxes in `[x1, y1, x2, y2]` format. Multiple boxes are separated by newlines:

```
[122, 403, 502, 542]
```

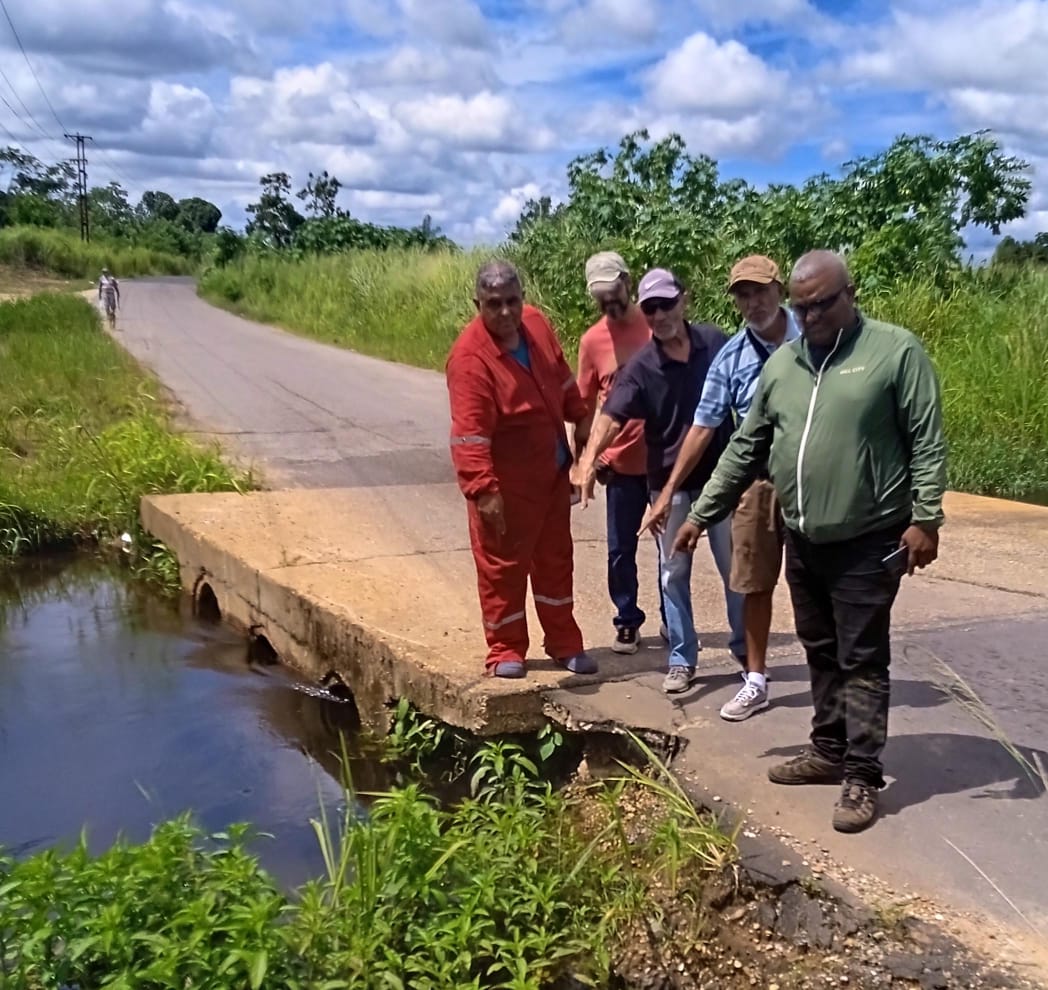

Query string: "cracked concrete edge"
[543, 699, 1043, 987]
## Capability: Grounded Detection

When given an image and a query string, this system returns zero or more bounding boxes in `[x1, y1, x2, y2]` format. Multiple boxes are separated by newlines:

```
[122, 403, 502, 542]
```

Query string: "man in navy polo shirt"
[642, 255, 800, 721]
[577, 268, 744, 693]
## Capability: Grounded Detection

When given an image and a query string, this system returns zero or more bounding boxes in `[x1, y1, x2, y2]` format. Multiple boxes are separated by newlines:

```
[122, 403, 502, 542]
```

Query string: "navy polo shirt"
[602, 321, 733, 493]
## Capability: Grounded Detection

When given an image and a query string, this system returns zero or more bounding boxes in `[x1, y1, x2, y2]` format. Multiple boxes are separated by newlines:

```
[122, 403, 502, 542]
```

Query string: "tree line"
[507, 130, 1044, 333]
[0, 149, 452, 265]
[4, 132, 1043, 276]
[0, 147, 222, 258]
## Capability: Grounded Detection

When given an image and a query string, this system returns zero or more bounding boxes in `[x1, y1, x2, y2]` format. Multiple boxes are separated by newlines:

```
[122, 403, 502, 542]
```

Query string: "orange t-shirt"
[577, 309, 650, 477]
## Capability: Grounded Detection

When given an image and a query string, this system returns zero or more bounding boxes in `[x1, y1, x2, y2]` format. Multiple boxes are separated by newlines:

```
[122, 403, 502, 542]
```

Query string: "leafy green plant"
[537, 722, 564, 764]
[128, 537, 182, 594]
[385, 697, 451, 769]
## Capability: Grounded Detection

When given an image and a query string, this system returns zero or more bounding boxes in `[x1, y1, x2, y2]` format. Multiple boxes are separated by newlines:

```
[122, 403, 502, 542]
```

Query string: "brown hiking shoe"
[767, 748, 845, 785]
[833, 780, 879, 833]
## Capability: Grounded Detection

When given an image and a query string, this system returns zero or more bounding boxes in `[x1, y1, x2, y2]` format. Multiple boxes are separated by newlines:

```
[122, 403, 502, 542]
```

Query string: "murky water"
[0, 556, 390, 888]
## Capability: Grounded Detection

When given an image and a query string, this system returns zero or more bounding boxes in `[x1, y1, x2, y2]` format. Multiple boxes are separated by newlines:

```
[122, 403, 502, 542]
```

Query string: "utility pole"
[65, 132, 92, 242]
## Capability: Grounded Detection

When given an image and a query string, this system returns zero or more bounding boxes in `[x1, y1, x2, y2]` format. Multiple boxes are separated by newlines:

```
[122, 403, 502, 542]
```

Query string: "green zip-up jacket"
[687, 315, 947, 544]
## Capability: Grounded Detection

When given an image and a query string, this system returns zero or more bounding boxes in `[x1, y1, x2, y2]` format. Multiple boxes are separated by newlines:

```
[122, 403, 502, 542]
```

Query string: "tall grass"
[201, 248, 504, 368]
[201, 251, 1048, 501]
[0, 225, 191, 279]
[864, 271, 1048, 499]
[0, 293, 246, 556]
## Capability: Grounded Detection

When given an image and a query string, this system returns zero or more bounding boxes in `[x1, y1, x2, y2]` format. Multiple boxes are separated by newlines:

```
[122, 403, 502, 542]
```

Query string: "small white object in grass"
[120, 532, 133, 552]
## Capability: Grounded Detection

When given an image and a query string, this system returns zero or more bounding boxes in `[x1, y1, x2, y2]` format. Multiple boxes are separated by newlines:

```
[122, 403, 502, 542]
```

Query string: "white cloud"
[844, 0, 1048, 93]
[353, 45, 498, 92]
[226, 64, 379, 147]
[393, 91, 555, 152]
[492, 182, 544, 224]
[558, 0, 658, 44]
[136, 83, 218, 158]
[946, 89, 1048, 152]
[641, 32, 821, 156]
[839, 0, 1048, 186]
[398, 0, 490, 48]
[3, 0, 253, 75]
[646, 33, 790, 115]
[821, 138, 850, 162]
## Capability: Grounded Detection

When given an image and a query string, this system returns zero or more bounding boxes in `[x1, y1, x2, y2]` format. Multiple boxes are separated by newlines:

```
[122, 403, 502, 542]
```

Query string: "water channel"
[0, 555, 390, 888]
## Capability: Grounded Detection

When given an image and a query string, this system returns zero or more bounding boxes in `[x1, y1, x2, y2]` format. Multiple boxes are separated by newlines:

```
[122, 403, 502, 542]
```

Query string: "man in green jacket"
[673, 250, 946, 834]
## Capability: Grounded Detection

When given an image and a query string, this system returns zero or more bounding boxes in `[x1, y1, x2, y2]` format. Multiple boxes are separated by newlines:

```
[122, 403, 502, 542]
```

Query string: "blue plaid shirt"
[692, 308, 801, 429]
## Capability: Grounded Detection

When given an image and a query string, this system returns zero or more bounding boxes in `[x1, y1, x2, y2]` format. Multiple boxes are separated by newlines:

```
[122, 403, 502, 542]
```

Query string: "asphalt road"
[112, 278, 1047, 951]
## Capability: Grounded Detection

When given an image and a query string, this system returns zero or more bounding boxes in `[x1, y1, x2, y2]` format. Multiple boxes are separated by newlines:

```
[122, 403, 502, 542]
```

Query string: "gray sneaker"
[719, 680, 769, 721]
[662, 666, 697, 694]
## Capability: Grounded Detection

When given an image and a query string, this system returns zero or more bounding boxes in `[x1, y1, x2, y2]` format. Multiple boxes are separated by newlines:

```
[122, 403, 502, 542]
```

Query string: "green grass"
[862, 271, 1048, 500]
[0, 735, 735, 990]
[0, 225, 192, 279]
[201, 251, 1048, 501]
[0, 293, 246, 557]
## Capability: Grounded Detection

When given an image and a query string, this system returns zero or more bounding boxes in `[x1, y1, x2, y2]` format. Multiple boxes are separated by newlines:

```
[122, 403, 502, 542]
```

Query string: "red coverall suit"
[446, 305, 588, 670]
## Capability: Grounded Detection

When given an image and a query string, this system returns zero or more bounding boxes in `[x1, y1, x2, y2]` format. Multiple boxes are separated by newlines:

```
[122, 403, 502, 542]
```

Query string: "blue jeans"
[652, 489, 745, 669]
[605, 471, 664, 630]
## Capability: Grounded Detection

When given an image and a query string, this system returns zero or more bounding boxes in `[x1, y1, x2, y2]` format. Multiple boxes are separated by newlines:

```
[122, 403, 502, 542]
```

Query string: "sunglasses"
[793, 286, 848, 319]
[640, 296, 680, 316]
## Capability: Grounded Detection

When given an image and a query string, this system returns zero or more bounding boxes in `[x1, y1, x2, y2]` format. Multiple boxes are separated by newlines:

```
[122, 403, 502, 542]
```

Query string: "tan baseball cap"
[727, 255, 781, 290]
[585, 251, 629, 292]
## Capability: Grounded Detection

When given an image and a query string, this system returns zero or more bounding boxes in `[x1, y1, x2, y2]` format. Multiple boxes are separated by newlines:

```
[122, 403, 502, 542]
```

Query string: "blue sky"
[1, 0, 1046, 250]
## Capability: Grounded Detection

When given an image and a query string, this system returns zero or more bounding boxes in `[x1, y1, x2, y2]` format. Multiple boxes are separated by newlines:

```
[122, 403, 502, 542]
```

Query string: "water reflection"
[0, 555, 391, 888]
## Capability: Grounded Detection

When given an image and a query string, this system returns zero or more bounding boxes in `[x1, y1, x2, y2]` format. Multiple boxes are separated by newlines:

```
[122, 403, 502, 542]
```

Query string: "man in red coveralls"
[446, 261, 598, 679]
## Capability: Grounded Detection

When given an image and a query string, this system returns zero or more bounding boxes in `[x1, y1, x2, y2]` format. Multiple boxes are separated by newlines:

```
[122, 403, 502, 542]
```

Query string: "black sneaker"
[612, 626, 639, 654]
[833, 779, 879, 833]
[767, 748, 845, 785]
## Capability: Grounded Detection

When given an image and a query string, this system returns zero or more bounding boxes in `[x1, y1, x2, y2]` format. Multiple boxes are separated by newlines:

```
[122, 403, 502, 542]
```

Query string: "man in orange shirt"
[576, 252, 663, 654]
[446, 260, 597, 679]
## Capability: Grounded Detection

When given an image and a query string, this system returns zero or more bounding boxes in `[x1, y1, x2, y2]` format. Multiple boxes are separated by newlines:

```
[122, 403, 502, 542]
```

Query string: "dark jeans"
[784, 524, 905, 788]
[605, 470, 664, 630]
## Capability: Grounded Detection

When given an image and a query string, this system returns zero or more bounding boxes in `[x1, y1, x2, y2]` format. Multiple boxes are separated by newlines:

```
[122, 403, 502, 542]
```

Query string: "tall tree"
[992, 232, 1048, 266]
[138, 190, 179, 222]
[296, 170, 343, 219]
[246, 172, 304, 247]
[88, 182, 136, 237]
[176, 196, 222, 233]
[0, 147, 76, 201]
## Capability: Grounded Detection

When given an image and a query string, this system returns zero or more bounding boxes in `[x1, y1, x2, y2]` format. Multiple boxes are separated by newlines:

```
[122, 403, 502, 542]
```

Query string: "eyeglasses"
[792, 286, 848, 319]
[640, 296, 680, 316]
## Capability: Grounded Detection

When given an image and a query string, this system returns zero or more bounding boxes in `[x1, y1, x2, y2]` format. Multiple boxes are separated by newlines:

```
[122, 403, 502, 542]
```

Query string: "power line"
[93, 145, 136, 188]
[0, 2, 134, 195]
[0, 93, 45, 160]
[0, 114, 20, 144]
[0, 0, 64, 133]
[0, 63, 51, 143]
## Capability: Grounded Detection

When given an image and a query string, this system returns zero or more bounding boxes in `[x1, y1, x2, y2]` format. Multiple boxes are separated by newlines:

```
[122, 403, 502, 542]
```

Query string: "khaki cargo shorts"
[729, 478, 784, 594]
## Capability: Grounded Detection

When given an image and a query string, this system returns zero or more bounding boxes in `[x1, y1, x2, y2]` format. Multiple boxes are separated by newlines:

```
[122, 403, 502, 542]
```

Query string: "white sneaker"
[662, 666, 697, 694]
[720, 681, 770, 721]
